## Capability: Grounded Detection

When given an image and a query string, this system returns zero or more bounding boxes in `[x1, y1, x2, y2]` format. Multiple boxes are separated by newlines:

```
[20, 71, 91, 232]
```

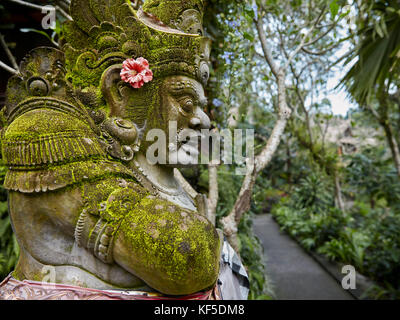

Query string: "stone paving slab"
[252, 214, 354, 300]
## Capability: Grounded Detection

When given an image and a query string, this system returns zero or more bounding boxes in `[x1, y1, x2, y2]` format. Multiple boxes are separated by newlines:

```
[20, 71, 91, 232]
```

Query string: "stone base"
[0, 274, 218, 300]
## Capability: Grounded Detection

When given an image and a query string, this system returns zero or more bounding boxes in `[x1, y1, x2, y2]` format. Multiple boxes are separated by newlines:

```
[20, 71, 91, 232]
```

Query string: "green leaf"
[54, 19, 62, 36]
[0, 201, 7, 215]
[243, 32, 254, 42]
[20, 28, 53, 43]
[244, 6, 255, 19]
[0, 217, 10, 238]
[374, 21, 384, 38]
[330, 1, 339, 19]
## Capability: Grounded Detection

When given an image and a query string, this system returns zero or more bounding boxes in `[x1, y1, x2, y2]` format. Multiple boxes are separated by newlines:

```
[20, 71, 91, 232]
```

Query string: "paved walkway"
[252, 214, 354, 300]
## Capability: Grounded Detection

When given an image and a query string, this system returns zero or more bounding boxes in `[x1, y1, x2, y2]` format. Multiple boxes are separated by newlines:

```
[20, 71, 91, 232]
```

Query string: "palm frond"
[340, 1, 400, 104]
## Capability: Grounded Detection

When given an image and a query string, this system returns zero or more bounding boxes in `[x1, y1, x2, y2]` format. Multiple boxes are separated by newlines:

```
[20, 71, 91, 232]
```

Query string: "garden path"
[252, 214, 354, 300]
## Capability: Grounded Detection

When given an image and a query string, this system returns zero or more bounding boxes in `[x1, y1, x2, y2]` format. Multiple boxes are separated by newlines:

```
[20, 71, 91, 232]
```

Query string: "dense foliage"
[203, 0, 400, 300]
[0, 159, 18, 280]
[269, 138, 400, 299]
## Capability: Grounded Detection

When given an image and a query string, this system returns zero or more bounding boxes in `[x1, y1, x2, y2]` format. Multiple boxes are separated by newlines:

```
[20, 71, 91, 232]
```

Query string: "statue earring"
[98, 117, 147, 162]
[98, 117, 137, 162]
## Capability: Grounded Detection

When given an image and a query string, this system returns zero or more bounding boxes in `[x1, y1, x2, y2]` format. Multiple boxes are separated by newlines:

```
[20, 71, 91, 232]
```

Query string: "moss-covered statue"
[0, 0, 249, 300]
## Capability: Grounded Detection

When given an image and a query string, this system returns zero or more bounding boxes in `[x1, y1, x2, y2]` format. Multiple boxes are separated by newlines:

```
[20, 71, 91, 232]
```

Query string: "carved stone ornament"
[0, 0, 242, 300]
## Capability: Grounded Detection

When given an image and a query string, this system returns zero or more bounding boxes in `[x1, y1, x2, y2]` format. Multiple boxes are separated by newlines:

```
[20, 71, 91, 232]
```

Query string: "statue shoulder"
[2, 107, 105, 169]
[0, 106, 137, 193]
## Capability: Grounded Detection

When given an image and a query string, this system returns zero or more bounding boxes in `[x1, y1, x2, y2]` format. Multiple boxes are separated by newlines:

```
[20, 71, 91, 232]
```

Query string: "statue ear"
[101, 65, 125, 117]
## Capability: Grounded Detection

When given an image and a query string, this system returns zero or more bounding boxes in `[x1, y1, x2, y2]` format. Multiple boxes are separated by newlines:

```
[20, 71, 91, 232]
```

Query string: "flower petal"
[137, 57, 149, 68]
[121, 57, 153, 88]
[142, 71, 153, 83]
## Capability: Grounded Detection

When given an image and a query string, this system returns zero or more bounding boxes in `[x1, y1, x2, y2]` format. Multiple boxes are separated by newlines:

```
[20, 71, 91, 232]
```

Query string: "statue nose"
[190, 107, 211, 130]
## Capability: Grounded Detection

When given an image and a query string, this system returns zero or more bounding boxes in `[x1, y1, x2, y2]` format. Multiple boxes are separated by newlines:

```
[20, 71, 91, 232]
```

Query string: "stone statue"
[0, 0, 249, 300]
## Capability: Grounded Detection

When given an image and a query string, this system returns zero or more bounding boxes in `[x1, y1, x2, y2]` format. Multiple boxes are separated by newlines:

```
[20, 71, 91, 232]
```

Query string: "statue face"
[144, 75, 211, 167]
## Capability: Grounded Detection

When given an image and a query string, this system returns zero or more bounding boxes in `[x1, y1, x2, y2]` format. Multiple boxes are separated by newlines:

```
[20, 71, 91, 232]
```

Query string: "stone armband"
[74, 178, 148, 264]
[74, 208, 122, 264]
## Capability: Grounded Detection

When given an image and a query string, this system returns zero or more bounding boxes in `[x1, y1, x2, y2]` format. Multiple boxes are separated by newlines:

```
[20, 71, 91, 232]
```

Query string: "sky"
[324, 7, 359, 117]
[303, 50, 357, 117]
[323, 39, 357, 117]
[326, 72, 355, 116]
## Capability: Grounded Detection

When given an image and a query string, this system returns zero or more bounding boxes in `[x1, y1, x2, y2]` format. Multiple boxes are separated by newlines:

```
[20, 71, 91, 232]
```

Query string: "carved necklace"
[132, 160, 182, 196]
[131, 160, 197, 211]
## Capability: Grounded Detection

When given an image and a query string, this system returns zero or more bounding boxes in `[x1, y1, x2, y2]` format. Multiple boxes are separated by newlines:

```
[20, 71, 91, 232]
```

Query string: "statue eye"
[179, 97, 195, 113]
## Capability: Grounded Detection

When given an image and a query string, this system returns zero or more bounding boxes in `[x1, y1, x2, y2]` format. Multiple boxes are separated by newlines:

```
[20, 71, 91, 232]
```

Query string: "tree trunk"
[228, 105, 239, 129]
[382, 121, 400, 177]
[286, 140, 292, 185]
[219, 14, 295, 252]
[220, 69, 291, 251]
[207, 163, 219, 226]
[221, 159, 257, 252]
[334, 170, 345, 213]
[372, 94, 400, 178]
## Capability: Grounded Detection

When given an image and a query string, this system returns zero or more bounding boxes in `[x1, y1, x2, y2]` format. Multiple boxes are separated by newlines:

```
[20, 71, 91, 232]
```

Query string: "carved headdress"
[4, 0, 211, 118]
[64, 0, 211, 91]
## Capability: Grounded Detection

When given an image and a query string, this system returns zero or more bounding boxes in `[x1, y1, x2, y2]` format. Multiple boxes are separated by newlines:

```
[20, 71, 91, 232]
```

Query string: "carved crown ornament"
[64, 0, 211, 88]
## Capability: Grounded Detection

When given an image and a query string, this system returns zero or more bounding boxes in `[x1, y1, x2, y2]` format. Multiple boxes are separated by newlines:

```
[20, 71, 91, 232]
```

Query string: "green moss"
[61, 0, 207, 114]
[1, 106, 108, 173]
[61, 21, 88, 50]
[76, 173, 220, 294]
[118, 195, 220, 294]
[4, 108, 93, 142]
[11, 266, 24, 281]
[142, 0, 204, 26]
[80, 176, 142, 219]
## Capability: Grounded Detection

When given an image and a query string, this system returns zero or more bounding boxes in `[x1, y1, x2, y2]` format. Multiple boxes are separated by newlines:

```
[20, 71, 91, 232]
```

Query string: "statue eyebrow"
[169, 82, 208, 106]
[172, 89, 208, 107]
[169, 85, 200, 98]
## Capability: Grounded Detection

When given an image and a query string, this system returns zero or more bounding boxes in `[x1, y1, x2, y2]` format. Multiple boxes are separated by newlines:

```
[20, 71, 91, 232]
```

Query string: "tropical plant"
[0, 160, 19, 280]
[341, 0, 400, 176]
[341, 0, 400, 104]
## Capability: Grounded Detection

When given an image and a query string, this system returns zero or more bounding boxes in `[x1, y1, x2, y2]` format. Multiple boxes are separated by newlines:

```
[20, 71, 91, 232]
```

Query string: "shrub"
[0, 160, 19, 280]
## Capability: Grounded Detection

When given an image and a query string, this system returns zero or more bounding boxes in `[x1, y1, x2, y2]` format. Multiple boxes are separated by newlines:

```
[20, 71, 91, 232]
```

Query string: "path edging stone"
[307, 251, 376, 300]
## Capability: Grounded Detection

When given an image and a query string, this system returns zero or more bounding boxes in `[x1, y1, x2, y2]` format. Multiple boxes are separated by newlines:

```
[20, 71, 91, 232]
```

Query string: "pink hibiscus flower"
[120, 57, 153, 89]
